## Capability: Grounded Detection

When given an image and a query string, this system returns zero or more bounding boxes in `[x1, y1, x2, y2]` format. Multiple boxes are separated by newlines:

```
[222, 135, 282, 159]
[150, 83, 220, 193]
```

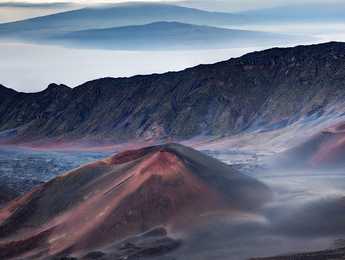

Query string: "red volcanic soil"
[0, 143, 270, 259]
[278, 121, 345, 168]
[310, 122, 345, 167]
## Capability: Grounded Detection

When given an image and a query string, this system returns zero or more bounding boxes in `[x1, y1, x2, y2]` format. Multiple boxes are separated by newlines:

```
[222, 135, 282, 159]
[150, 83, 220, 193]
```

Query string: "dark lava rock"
[82, 251, 106, 259]
[1, 42, 345, 142]
[115, 237, 181, 258]
[107, 227, 181, 260]
[54, 257, 78, 260]
[251, 247, 345, 260]
[78, 227, 181, 260]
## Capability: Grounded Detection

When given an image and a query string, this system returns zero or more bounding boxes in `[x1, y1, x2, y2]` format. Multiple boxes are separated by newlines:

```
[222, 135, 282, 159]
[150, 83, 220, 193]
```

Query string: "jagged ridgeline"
[0, 42, 345, 142]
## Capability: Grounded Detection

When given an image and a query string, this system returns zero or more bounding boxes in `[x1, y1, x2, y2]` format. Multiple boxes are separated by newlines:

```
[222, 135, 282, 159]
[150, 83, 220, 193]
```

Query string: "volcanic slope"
[276, 121, 345, 168]
[1, 42, 345, 143]
[0, 143, 271, 259]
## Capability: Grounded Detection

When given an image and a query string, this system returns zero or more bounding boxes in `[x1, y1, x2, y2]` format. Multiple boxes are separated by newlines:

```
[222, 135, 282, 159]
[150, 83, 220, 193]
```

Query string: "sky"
[0, 0, 344, 22]
[1, 0, 344, 11]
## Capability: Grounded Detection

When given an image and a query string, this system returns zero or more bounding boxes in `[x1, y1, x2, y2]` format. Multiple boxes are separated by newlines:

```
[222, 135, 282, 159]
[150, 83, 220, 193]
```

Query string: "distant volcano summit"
[0, 143, 270, 259]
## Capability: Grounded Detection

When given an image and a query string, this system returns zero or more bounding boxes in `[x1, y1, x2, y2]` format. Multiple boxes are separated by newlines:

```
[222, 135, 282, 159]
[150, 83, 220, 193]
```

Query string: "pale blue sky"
[1, 0, 343, 23]
[1, 0, 342, 11]
[0, 0, 343, 18]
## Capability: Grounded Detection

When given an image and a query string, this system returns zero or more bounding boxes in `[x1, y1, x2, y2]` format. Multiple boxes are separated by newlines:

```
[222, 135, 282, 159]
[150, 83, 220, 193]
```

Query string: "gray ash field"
[0, 147, 111, 194]
[2, 145, 345, 201]
[0, 146, 259, 195]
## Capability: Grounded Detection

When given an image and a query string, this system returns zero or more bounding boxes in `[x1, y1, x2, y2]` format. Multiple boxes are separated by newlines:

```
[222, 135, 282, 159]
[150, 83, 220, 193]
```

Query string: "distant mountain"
[0, 3, 246, 41]
[53, 21, 296, 50]
[1, 42, 345, 144]
[0, 143, 270, 259]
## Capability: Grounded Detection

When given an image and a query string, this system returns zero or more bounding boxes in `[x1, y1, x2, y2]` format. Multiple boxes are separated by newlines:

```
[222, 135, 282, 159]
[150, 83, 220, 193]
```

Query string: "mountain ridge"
[0, 3, 246, 40]
[1, 42, 345, 143]
[52, 21, 295, 50]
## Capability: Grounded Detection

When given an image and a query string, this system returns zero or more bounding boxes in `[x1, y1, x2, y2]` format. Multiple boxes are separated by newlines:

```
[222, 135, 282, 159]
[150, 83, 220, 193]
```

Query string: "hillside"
[0, 143, 270, 259]
[274, 121, 345, 168]
[1, 42, 345, 144]
[0, 3, 245, 40]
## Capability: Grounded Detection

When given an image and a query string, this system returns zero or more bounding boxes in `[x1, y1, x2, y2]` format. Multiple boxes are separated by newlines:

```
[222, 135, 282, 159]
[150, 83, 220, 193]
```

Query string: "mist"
[159, 167, 345, 260]
[1, 21, 345, 92]
[0, 41, 262, 92]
